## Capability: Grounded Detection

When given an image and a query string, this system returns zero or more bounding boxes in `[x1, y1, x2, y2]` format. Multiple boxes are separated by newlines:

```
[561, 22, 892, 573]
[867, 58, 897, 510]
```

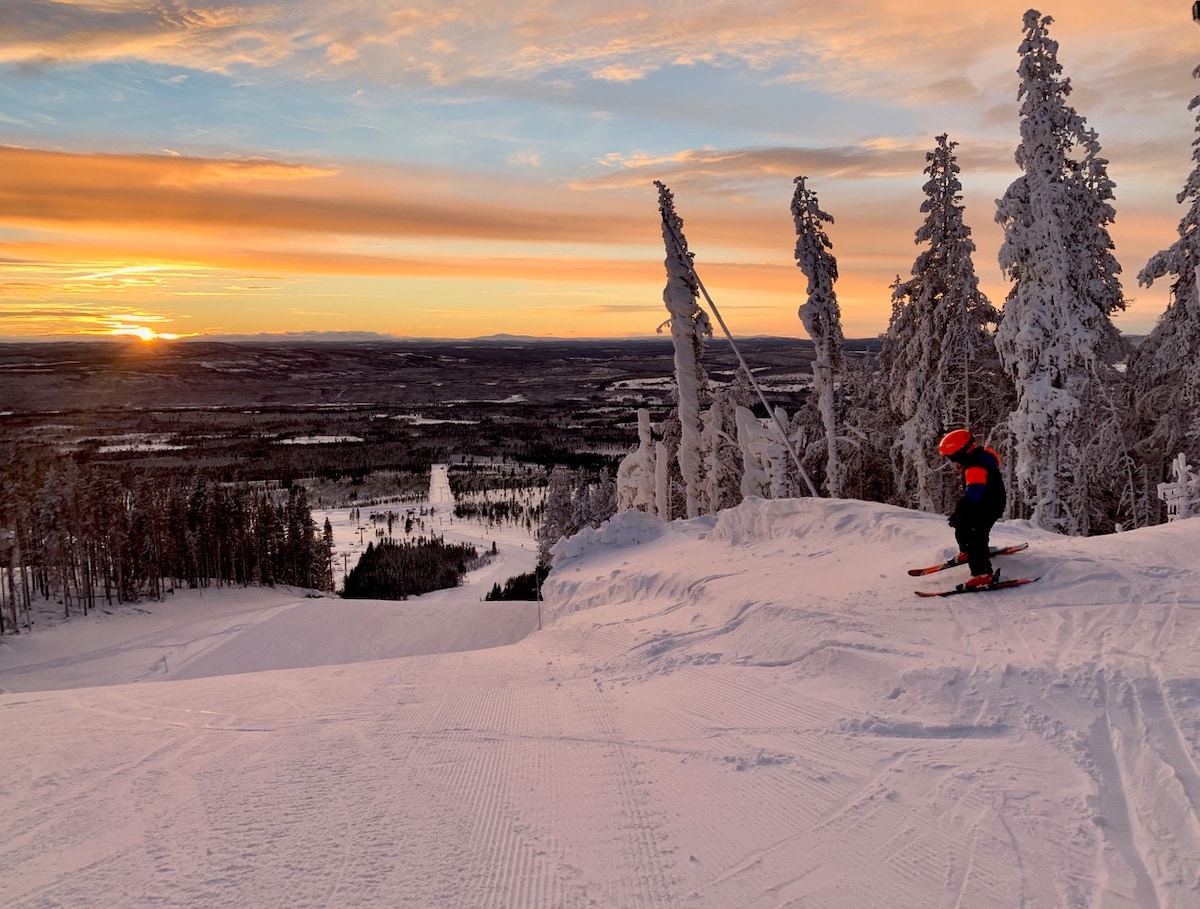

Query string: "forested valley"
[0, 450, 336, 633]
[0, 337, 676, 634]
[341, 536, 491, 600]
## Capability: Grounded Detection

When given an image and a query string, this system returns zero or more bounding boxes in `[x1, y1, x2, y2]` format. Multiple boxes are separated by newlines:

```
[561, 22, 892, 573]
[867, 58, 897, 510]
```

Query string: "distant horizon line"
[0, 330, 826, 345]
[0, 329, 1146, 346]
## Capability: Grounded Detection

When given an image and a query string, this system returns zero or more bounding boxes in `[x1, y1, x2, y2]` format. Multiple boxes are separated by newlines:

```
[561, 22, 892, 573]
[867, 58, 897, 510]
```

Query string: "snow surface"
[3, 492, 1200, 908]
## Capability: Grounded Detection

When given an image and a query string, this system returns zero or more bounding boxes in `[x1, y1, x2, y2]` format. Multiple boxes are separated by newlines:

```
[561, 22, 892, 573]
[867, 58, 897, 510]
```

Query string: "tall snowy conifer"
[537, 466, 575, 566]
[994, 10, 1127, 534]
[884, 135, 1000, 512]
[1130, 64, 1200, 491]
[655, 181, 712, 518]
[616, 410, 658, 514]
[702, 382, 748, 513]
[791, 176, 846, 497]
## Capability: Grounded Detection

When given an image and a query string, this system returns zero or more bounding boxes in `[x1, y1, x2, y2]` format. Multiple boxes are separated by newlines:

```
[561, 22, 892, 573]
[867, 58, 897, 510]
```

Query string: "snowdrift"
[544, 497, 1200, 907]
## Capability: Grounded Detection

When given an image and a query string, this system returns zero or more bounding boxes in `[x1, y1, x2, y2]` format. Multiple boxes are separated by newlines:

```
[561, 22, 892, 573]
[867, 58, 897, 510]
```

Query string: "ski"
[907, 542, 1029, 577]
[915, 576, 1040, 598]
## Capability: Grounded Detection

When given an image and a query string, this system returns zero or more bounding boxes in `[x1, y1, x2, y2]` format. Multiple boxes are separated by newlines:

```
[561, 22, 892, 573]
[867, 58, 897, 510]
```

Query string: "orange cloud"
[0, 137, 1183, 340]
[0, 146, 651, 245]
[2, 146, 337, 189]
[1, 144, 890, 283]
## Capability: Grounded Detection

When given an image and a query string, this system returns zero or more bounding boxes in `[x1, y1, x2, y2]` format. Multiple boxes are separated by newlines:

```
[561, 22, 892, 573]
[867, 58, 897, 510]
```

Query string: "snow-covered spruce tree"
[537, 466, 618, 563]
[654, 410, 693, 520]
[655, 181, 713, 518]
[588, 472, 618, 526]
[1130, 64, 1200, 507]
[570, 470, 592, 537]
[837, 352, 899, 504]
[736, 406, 774, 499]
[616, 409, 657, 513]
[883, 134, 1002, 514]
[702, 382, 747, 512]
[537, 466, 574, 566]
[654, 439, 672, 521]
[791, 176, 847, 497]
[744, 405, 796, 498]
[994, 9, 1129, 534]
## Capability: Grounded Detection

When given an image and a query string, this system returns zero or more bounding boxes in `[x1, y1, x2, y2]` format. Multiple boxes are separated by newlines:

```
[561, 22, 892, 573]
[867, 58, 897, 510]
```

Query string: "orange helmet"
[938, 428, 974, 458]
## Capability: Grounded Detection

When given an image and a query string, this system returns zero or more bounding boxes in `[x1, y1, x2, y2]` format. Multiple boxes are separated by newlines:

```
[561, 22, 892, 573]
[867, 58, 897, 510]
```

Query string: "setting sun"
[109, 325, 178, 342]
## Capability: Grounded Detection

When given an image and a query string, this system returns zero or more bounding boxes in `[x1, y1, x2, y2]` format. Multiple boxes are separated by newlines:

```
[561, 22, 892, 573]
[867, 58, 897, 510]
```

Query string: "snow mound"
[538, 498, 1200, 906]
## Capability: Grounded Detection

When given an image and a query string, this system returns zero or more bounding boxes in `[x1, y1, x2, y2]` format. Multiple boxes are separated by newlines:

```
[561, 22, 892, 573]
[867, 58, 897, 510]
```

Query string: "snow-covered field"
[3, 488, 1199, 908]
[314, 462, 514, 590]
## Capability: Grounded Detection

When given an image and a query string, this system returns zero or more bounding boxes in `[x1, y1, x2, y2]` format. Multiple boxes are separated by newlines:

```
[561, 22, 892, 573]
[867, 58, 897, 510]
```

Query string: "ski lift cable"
[660, 213, 822, 499]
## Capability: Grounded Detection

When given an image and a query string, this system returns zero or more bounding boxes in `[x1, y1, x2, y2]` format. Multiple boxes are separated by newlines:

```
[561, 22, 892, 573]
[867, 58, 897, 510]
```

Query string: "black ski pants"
[954, 515, 999, 576]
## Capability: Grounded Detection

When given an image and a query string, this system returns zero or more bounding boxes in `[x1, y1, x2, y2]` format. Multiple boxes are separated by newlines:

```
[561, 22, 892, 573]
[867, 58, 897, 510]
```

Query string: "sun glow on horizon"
[108, 325, 181, 342]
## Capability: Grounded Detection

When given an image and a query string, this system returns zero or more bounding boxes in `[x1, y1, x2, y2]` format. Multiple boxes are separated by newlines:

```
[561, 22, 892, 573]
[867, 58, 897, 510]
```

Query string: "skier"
[939, 428, 1007, 589]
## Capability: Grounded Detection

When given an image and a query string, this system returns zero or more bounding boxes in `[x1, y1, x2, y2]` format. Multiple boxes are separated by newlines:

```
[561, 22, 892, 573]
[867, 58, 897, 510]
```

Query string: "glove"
[948, 501, 973, 529]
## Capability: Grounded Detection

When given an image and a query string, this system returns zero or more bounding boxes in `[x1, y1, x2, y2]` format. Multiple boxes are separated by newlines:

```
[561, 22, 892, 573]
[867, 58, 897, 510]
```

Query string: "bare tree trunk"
[7, 552, 19, 633]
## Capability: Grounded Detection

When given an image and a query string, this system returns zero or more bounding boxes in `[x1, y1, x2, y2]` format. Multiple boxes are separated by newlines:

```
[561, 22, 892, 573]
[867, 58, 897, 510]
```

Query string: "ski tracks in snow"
[950, 592, 1200, 909]
[639, 663, 1047, 908]
[1089, 668, 1200, 908]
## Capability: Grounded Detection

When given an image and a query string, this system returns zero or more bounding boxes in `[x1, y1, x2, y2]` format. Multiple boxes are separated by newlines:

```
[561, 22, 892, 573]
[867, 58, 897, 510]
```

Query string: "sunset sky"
[1, 1, 1197, 340]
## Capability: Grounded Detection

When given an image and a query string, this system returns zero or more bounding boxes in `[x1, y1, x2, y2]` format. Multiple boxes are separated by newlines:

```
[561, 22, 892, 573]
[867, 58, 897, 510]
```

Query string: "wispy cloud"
[0, 299, 187, 336]
[3, 2, 1190, 107]
[0, 1, 294, 72]
[584, 142, 1004, 190]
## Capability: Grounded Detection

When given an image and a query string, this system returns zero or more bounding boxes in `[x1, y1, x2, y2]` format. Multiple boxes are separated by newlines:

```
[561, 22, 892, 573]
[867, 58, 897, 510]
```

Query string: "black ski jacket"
[953, 445, 1006, 523]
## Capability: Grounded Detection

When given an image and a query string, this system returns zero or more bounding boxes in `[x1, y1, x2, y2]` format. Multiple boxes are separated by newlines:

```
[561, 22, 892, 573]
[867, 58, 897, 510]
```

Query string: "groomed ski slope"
[3, 496, 1199, 908]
